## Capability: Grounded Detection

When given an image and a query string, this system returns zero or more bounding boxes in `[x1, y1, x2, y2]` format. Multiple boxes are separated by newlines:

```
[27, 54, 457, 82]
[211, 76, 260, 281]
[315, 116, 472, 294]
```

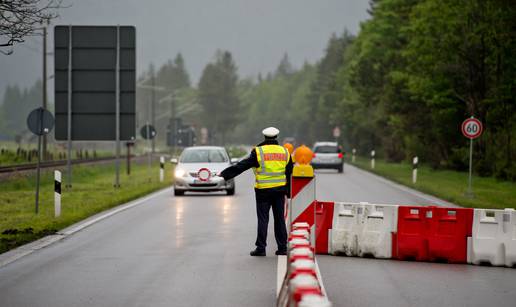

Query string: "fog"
[0, 0, 369, 98]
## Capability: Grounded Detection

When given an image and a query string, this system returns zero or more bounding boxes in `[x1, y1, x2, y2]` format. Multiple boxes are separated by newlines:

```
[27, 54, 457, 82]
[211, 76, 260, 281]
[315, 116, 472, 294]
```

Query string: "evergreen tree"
[275, 53, 295, 77]
[198, 50, 240, 144]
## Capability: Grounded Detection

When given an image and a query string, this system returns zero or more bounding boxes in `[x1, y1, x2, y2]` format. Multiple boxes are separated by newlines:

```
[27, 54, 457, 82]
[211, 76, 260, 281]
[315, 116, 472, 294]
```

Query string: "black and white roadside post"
[126, 140, 135, 175]
[159, 156, 165, 182]
[27, 107, 55, 214]
[352, 148, 356, 163]
[412, 156, 418, 184]
[461, 117, 483, 198]
[54, 170, 61, 217]
[141, 124, 156, 182]
[371, 150, 375, 169]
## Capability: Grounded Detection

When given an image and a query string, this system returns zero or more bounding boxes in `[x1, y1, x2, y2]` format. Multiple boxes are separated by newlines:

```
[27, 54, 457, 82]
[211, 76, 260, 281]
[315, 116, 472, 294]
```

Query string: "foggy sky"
[0, 0, 370, 99]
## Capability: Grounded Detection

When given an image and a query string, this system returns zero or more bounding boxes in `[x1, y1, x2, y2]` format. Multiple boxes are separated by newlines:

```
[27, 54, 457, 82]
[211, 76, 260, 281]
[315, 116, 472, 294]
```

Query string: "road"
[316, 165, 516, 307]
[0, 164, 515, 307]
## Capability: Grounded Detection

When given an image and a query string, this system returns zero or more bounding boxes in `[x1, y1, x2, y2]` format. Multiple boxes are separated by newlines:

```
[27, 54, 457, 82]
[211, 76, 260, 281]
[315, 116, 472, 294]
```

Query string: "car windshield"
[180, 148, 228, 163]
[314, 145, 339, 153]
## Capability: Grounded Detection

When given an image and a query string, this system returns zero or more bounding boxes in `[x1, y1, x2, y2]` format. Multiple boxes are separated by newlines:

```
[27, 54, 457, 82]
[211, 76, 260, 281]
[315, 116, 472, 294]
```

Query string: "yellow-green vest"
[254, 145, 290, 189]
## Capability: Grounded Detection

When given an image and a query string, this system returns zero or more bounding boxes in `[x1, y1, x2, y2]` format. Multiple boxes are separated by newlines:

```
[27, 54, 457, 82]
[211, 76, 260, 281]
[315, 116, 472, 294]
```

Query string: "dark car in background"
[311, 142, 344, 173]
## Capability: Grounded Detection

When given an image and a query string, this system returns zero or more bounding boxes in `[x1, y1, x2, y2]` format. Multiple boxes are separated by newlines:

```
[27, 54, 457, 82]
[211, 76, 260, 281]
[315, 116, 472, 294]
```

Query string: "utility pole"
[42, 23, 48, 160]
[171, 91, 176, 154]
[151, 71, 156, 153]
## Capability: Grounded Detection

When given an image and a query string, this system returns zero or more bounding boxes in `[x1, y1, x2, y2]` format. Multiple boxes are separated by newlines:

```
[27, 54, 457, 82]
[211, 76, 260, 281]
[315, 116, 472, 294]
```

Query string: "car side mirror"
[231, 158, 238, 164]
[171, 158, 178, 164]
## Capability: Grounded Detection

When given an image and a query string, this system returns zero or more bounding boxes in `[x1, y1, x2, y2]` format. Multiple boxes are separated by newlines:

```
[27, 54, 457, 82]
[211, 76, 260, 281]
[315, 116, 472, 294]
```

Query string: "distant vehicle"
[311, 141, 344, 173]
[282, 137, 296, 146]
[171, 146, 237, 196]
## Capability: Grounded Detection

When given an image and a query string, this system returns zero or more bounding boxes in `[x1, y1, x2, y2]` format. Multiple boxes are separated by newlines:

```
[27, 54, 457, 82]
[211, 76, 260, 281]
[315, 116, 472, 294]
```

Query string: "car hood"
[176, 162, 230, 173]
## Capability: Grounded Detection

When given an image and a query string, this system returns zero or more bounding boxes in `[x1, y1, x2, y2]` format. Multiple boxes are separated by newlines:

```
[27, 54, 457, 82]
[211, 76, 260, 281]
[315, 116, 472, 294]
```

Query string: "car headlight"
[174, 169, 186, 178]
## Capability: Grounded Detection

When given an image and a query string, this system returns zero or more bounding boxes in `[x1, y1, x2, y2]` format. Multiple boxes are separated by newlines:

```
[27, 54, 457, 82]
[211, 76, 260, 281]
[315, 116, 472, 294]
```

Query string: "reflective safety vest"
[254, 144, 290, 189]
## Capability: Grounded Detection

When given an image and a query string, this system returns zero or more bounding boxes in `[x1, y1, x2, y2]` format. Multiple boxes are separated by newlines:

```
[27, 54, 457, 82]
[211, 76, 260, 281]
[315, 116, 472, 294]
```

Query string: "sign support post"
[461, 116, 483, 198]
[66, 25, 73, 189]
[27, 107, 54, 214]
[35, 112, 43, 214]
[467, 138, 473, 197]
[114, 25, 121, 188]
[54, 25, 136, 180]
[147, 123, 151, 181]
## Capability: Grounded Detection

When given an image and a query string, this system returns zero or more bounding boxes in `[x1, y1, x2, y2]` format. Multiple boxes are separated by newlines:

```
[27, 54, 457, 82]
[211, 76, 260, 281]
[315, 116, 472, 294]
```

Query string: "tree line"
[0, 81, 42, 140]
[1, 0, 514, 180]
[226, 0, 515, 180]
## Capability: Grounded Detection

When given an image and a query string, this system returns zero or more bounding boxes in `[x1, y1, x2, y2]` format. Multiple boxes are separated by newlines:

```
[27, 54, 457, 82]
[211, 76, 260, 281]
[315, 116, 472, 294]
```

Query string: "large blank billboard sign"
[54, 26, 136, 140]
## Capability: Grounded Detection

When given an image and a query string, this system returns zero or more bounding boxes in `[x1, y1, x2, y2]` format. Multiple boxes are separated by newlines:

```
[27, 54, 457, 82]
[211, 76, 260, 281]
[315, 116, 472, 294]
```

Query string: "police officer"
[220, 127, 293, 256]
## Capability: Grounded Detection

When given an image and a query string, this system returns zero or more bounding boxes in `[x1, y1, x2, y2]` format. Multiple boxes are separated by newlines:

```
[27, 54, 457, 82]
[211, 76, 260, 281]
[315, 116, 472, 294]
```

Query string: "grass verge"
[0, 161, 173, 254]
[351, 156, 515, 210]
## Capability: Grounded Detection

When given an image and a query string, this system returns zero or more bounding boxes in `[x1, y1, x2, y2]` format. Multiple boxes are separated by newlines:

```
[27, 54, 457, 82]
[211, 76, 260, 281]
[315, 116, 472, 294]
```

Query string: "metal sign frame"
[54, 25, 136, 187]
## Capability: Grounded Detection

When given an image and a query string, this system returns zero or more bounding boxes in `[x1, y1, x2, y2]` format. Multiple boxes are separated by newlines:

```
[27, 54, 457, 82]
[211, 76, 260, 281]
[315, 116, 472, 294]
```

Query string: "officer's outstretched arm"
[220, 150, 259, 181]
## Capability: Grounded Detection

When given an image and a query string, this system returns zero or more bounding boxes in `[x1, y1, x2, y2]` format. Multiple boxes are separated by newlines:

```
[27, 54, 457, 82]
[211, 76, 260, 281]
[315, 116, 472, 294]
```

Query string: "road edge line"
[276, 255, 287, 298]
[0, 187, 172, 268]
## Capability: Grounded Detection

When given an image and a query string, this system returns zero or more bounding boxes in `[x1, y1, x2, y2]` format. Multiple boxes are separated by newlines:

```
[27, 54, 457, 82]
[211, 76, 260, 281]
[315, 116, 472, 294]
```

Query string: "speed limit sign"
[461, 117, 483, 139]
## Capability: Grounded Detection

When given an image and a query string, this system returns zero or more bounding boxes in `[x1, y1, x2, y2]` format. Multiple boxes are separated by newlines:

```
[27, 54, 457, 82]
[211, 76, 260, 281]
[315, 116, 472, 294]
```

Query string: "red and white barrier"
[277, 222, 332, 307]
[289, 174, 316, 247]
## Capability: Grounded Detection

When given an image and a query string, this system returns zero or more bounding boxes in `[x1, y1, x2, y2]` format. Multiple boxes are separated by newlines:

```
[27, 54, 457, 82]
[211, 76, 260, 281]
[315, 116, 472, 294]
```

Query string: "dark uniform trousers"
[254, 188, 288, 252]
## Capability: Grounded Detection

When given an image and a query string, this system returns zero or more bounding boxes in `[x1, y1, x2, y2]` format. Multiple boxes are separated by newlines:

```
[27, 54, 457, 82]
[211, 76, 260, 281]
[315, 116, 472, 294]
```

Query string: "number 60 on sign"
[461, 117, 483, 139]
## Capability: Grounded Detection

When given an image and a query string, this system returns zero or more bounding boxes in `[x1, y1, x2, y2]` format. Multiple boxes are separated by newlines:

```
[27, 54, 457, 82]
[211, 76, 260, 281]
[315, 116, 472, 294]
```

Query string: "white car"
[311, 141, 344, 173]
[171, 146, 236, 196]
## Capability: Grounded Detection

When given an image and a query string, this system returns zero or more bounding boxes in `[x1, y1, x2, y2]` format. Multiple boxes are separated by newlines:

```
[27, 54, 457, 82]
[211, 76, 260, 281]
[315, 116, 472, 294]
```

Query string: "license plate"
[194, 179, 210, 184]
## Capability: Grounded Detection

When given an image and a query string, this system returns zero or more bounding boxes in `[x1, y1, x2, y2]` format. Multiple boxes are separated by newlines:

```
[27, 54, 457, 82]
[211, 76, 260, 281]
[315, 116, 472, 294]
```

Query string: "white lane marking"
[0, 187, 172, 268]
[314, 258, 328, 298]
[276, 255, 287, 297]
[347, 164, 459, 207]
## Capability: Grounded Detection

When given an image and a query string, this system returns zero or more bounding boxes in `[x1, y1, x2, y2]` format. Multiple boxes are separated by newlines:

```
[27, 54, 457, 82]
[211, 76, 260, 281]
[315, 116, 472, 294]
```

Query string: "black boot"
[250, 248, 266, 256]
[275, 250, 287, 256]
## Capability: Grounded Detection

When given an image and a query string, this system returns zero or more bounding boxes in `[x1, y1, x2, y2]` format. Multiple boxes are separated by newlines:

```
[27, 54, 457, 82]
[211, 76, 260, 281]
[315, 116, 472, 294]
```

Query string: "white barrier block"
[329, 202, 363, 256]
[470, 209, 506, 266]
[358, 204, 398, 258]
[505, 209, 516, 267]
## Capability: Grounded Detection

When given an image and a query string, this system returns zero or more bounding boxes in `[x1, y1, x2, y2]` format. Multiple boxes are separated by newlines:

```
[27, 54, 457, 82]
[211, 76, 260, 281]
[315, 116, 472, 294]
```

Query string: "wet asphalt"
[0, 165, 515, 307]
